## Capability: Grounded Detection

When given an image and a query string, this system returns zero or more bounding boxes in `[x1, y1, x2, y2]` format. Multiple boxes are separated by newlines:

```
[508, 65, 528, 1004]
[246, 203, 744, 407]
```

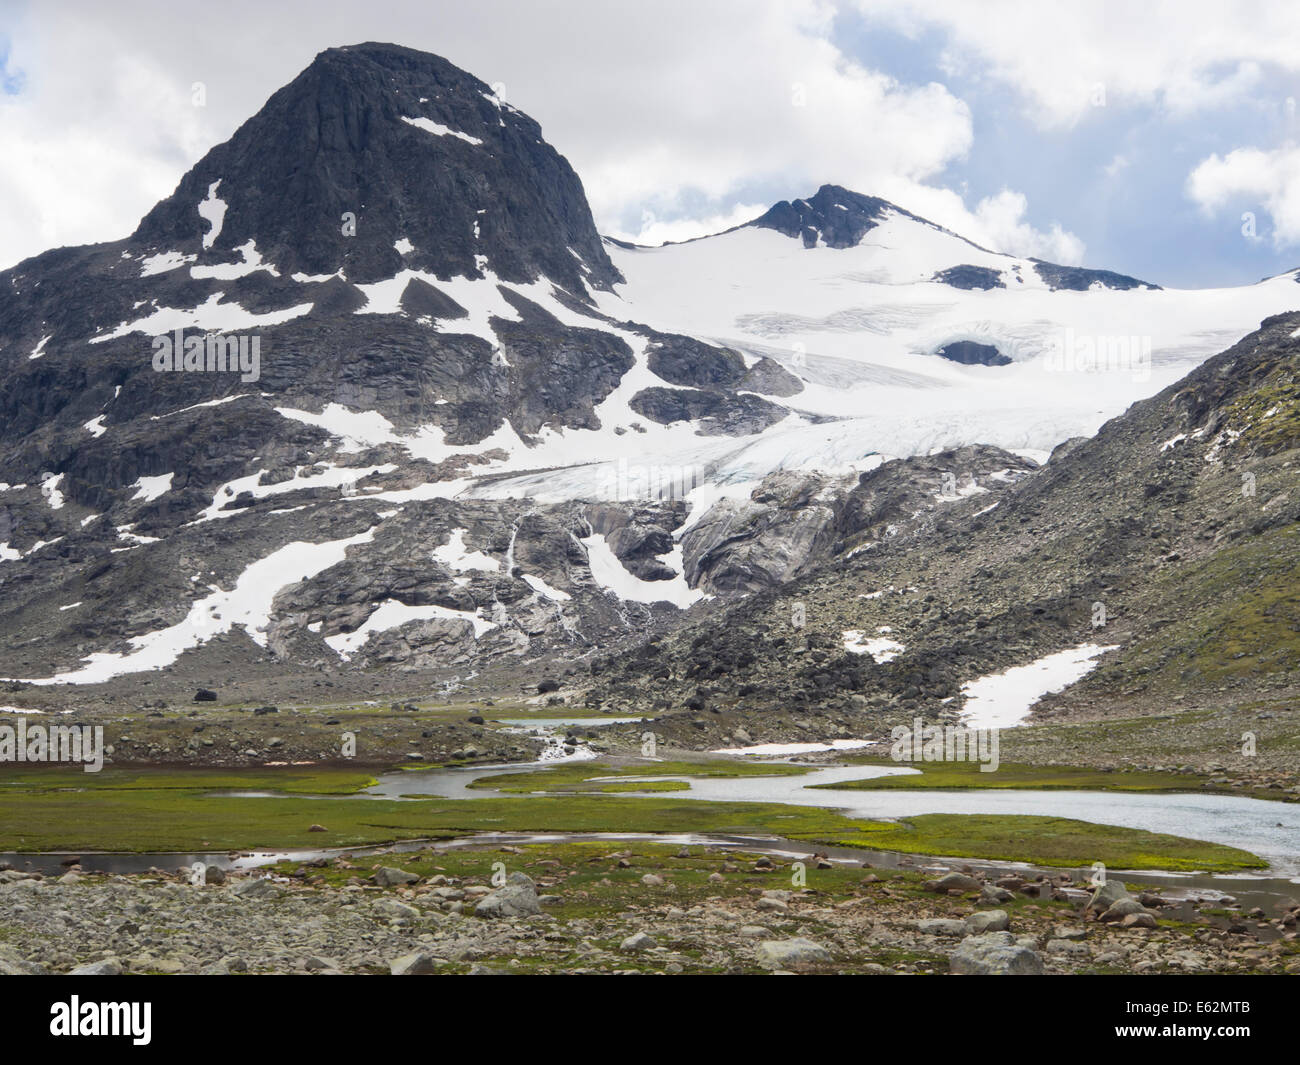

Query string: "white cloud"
[968, 190, 1086, 264]
[852, 0, 1300, 127]
[1186, 144, 1300, 247]
[867, 182, 1085, 264]
[606, 202, 769, 247]
[0, 9, 218, 268]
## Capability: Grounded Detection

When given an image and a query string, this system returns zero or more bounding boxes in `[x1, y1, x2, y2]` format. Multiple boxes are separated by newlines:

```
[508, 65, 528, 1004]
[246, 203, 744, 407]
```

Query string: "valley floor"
[2, 839, 1297, 976]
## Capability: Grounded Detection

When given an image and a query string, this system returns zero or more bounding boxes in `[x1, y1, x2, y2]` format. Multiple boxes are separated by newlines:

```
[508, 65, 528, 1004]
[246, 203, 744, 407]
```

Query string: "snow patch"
[139, 251, 196, 277]
[198, 180, 227, 249]
[401, 115, 484, 146]
[522, 574, 571, 601]
[190, 239, 279, 280]
[842, 629, 905, 663]
[582, 534, 703, 608]
[960, 643, 1118, 729]
[131, 473, 174, 502]
[326, 598, 497, 659]
[41, 473, 65, 510]
[11, 529, 377, 685]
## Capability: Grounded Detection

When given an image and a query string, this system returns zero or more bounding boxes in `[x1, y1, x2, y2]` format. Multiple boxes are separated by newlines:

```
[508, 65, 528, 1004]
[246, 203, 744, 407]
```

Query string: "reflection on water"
[373, 759, 1300, 876]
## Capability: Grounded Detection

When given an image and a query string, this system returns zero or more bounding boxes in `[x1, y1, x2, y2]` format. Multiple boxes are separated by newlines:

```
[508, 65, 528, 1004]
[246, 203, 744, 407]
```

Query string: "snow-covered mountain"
[0, 43, 1296, 703]
[586, 184, 1300, 476]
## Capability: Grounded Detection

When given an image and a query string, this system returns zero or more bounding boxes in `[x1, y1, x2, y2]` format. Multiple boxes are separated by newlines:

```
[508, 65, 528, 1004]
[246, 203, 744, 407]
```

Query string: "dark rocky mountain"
[0, 40, 1287, 739]
[133, 42, 621, 292]
[749, 184, 899, 249]
[1030, 258, 1158, 292]
[0, 43, 810, 707]
[745, 183, 1156, 291]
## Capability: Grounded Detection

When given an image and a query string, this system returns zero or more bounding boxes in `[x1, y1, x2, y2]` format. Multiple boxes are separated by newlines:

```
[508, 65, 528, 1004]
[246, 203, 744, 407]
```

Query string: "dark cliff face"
[131, 43, 621, 291]
[0, 43, 641, 475]
[748, 184, 896, 249]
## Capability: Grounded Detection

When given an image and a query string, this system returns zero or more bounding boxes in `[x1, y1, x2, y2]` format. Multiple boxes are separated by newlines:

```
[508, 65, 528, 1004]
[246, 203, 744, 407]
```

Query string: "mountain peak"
[130, 43, 620, 291]
[748, 184, 899, 248]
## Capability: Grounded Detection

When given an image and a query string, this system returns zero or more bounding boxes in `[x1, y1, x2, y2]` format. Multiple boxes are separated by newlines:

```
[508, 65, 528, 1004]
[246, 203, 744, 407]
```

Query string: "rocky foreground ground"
[2, 842, 1296, 976]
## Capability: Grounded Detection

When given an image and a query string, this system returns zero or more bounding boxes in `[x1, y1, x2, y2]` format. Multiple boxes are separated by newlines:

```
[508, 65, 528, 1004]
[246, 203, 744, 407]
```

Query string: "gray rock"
[1100, 897, 1148, 922]
[1088, 876, 1130, 912]
[231, 876, 279, 900]
[620, 932, 655, 953]
[755, 937, 832, 970]
[68, 958, 123, 976]
[474, 872, 541, 919]
[949, 932, 1045, 975]
[389, 951, 439, 975]
[964, 909, 1010, 934]
[1047, 939, 1090, 956]
[915, 918, 968, 936]
[373, 866, 420, 887]
[927, 872, 982, 894]
[1121, 912, 1157, 929]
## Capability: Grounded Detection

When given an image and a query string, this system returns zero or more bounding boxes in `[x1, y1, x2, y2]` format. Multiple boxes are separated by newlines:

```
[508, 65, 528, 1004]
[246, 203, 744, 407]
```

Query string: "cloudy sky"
[2, 0, 1298, 286]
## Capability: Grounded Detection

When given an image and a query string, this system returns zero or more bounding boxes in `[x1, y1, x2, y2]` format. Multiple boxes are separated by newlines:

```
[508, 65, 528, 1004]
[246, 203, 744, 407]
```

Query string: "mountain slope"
[586, 311, 1300, 782]
[132, 43, 621, 292]
[0, 42, 1297, 721]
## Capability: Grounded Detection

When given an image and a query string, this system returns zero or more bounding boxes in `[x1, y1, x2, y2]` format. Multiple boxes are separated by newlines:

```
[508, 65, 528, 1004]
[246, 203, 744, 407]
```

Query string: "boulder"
[389, 952, 438, 975]
[964, 909, 1010, 934]
[373, 866, 420, 887]
[1046, 939, 1090, 957]
[231, 876, 278, 900]
[0, 948, 46, 976]
[474, 872, 542, 919]
[1087, 877, 1130, 912]
[979, 884, 1014, 904]
[1100, 897, 1148, 922]
[374, 898, 419, 919]
[1121, 912, 1158, 929]
[915, 918, 967, 936]
[620, 932, 655, 953]
[755, 937, 832, 970]
[68, 958, 123, 976]
[949, 932, 1045, 975]
[925, 872, 981, 894]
